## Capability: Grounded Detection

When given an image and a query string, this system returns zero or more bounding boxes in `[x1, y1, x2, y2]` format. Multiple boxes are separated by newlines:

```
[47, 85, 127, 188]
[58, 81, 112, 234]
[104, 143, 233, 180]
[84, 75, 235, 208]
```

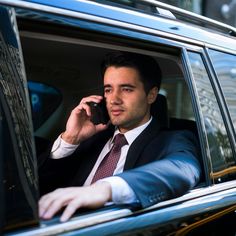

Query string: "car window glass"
[28, 81, 62, 131]
[188, 52, 235, 183]
[208, 50, 236, 133]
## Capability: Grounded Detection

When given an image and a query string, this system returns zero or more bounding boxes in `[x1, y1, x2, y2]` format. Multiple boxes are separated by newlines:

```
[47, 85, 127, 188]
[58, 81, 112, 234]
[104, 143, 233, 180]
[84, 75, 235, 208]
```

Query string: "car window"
[188, 51, 236, 183]
[208, 50, 236, 133]
[22, 39, 197, 136]
[28, 81, 62, 130]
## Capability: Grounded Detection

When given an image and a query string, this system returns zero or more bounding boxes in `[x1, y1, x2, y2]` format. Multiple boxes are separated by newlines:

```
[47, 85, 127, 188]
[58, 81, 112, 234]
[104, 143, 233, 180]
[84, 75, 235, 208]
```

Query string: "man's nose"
[110, 91, 122, 104]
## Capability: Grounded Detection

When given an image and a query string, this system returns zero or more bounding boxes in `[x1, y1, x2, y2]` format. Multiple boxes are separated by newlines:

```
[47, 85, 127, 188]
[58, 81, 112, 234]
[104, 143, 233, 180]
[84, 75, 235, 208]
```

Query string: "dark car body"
[0, 0, 236, 235]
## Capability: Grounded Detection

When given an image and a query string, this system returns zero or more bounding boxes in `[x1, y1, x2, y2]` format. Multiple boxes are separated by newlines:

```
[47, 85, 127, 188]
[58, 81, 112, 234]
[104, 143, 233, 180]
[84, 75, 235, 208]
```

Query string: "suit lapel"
[124, 118, 161, 170]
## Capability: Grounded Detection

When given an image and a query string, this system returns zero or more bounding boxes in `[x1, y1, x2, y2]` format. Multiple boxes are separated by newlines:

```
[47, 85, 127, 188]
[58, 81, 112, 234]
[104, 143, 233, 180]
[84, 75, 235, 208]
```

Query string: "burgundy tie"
[91, 133, 128, 183]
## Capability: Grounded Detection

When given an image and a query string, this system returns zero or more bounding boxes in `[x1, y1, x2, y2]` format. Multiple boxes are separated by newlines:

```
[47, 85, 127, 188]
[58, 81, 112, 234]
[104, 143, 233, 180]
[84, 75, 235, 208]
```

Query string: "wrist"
[93, 181, 112, 202]
[100, 177, 138, 204]
[61, 132, 80, 145]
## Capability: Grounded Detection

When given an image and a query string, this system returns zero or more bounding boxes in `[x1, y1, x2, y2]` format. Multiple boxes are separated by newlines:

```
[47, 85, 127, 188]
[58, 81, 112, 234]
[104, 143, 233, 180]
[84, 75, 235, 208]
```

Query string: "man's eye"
[104, 88, 111, 94]
[123, 88, 133, 92]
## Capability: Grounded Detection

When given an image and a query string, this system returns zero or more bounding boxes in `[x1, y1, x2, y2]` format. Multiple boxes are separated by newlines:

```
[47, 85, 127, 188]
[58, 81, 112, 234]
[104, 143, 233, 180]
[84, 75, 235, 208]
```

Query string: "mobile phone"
[88, 99, 109, 125]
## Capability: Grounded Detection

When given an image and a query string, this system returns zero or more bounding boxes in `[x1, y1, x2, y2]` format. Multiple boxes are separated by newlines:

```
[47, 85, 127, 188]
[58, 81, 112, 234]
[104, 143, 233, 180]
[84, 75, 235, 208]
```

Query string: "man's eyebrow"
[103, 84, 136, 88]
[120, 84, 136, 88]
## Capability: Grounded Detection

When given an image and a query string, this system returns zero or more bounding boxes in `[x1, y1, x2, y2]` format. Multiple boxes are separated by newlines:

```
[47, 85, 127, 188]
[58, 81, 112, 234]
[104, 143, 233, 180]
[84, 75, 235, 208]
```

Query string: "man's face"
[104, 66, 157, 133]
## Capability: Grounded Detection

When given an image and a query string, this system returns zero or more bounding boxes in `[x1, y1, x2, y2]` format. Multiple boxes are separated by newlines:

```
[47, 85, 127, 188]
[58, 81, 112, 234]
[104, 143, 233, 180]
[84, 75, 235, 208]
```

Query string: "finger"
[60, 200, 82, 222]
[80, 95, 103, 105]
[42, 198, 70, 220]
[73, 103, 92, 117]
[80, 103, 92, 117]
[39, 188, 71, 218]
[39, 191, 59, 217]
[40, 193, 74, 220]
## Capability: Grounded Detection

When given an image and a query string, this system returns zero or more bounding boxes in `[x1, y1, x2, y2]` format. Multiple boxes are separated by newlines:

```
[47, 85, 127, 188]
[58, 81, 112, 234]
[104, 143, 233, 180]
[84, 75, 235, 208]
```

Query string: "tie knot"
[113, 133, 127, 150]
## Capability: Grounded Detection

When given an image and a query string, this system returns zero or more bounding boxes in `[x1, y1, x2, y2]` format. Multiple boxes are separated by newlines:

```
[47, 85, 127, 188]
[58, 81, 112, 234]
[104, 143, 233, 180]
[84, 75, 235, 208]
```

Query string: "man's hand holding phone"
[87, 99, 109, 125]
[62, 95, 109, 145]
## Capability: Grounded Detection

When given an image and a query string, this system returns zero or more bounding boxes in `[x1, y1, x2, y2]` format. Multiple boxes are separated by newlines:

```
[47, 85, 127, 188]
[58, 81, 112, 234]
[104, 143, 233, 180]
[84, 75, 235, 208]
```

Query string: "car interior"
[20, 35, 196, 132]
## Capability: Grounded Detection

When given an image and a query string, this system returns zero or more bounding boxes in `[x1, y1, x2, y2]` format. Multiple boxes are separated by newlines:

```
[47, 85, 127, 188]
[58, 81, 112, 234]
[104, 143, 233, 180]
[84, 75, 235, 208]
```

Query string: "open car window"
[21, 32, 198, 141]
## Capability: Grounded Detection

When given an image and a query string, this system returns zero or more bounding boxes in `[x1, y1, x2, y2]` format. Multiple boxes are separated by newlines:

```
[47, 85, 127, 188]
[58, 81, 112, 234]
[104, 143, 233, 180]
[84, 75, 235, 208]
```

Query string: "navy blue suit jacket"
[38, 118, 201, 208]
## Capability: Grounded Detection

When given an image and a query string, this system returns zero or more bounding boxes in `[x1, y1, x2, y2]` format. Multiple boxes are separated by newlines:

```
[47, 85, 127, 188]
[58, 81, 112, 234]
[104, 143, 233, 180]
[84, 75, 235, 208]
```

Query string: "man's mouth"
[110, 108, 124, 116]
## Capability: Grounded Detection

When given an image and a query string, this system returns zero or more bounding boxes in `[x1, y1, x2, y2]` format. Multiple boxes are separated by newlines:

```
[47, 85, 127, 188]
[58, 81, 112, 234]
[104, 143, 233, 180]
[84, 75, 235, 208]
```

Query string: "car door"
[182, 47, 236, 235]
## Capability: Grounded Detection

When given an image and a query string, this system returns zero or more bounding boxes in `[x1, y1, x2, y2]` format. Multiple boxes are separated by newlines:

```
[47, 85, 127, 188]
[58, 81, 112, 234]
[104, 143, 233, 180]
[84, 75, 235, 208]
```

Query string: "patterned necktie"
[91, 133, 128, 183]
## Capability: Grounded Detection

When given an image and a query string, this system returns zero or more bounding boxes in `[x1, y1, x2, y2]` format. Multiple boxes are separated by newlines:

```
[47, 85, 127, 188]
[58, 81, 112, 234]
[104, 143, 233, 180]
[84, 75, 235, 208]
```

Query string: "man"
[38, 52, 201, 222]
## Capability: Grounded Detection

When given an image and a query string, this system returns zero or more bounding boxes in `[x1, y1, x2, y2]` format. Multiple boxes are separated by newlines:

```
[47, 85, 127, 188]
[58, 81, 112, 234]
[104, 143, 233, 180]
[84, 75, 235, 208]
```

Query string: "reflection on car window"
[28, 81, 62, 130]
[188, 52, 235, 183]
[208, 50, 236, 132]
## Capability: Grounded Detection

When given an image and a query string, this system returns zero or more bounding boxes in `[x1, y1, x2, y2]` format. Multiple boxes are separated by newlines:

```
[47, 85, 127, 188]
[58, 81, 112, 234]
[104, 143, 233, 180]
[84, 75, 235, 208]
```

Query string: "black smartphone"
[88, 99, 109, 125]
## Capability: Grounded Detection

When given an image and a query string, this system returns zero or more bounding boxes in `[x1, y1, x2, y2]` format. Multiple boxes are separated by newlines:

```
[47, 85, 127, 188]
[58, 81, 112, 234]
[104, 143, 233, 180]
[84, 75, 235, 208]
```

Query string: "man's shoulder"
[142, 128, 196, 152]
[160, 129, 196, 138]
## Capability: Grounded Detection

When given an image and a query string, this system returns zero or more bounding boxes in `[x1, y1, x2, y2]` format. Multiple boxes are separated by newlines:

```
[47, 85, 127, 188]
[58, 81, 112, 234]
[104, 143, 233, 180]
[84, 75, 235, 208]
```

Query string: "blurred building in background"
[103, 0, 236, 27]
[203, 0, 236, 27]
[158, 0, 236, 27]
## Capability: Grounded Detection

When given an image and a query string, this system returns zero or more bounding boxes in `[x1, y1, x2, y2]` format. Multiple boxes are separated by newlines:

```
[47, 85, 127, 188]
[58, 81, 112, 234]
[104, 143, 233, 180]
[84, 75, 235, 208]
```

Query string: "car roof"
[10, 0, 236, 52]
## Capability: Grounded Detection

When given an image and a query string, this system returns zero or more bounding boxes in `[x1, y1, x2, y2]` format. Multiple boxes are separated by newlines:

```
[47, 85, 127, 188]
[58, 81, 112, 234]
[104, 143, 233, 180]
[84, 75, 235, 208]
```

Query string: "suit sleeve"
[117, 131, 202, 208]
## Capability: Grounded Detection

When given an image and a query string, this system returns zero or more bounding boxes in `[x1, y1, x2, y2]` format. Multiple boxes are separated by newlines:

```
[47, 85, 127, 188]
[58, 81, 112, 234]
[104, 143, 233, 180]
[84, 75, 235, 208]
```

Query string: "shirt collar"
[111, 117, 152, 146]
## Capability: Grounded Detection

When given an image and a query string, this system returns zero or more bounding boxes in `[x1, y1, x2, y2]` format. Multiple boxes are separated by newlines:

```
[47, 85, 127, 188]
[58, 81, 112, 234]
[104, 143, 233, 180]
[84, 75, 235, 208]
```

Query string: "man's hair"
[101, 51, 162, 93]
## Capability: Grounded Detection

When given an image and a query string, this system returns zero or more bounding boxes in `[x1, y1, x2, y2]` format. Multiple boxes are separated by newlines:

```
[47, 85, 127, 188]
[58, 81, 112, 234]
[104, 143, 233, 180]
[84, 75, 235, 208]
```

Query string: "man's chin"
[110, 121, 121, 126]
[110, 119, 133, 131]
[110, 118, 124, 127]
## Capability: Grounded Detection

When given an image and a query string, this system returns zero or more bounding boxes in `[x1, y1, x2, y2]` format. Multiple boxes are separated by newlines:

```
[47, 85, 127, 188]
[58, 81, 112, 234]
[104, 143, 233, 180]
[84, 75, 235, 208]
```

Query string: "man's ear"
[147, 87, 158, 104]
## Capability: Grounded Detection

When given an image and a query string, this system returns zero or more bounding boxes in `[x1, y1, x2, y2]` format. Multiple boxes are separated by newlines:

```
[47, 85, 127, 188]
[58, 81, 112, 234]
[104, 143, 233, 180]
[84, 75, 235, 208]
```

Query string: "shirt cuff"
[100, 176, 138, 204]
[50, 134, 79, 159]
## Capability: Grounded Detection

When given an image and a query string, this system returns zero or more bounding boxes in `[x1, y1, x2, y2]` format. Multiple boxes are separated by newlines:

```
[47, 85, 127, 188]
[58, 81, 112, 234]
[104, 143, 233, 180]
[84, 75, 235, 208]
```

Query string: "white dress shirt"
[51, 118, 152, 204]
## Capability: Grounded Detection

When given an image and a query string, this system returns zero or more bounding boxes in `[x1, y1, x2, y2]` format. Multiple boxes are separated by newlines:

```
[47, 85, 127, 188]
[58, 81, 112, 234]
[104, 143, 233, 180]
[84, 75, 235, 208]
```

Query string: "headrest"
[150, 93, 169, 128]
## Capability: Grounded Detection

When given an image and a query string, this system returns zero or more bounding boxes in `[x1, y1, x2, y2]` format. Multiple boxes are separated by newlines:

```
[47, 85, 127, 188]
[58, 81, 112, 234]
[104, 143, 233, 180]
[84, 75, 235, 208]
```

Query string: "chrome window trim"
[205, 43, 236, 55]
